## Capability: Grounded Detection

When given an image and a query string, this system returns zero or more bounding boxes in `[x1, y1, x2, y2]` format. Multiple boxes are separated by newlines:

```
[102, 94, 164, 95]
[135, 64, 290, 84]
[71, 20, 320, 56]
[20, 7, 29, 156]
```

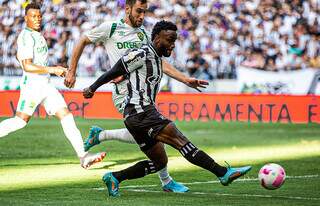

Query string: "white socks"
[98, 128, 136, 144]
[60, 114, 87, 158]
[0, 116, 27, 138]
[158, 166, 173, 186]
[0, 114, 87, 159]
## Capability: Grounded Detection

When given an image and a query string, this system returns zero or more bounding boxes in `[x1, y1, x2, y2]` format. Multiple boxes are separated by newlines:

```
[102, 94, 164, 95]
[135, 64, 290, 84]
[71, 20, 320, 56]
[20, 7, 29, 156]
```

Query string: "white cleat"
[80, 152, 106, 169]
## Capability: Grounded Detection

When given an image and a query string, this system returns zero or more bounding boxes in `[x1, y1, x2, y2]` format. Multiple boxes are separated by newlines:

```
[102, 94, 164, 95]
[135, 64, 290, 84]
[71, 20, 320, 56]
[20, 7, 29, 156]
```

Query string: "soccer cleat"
[162, 180, 189, 193]
[219, 162, 252, 186]
[80, 152, 106, 169]
[103, 172, 120, 197]
[84, 126, 103, 152]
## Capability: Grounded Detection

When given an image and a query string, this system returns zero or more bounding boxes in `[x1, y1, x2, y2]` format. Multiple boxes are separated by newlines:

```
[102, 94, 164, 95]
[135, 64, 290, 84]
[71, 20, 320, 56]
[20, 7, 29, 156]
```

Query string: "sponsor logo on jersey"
[36, 46, 48, 53]
[127, 56, 142, 68]
[127, 52, 136, 61]
[116, 41, 143, 49]
[137, 32, 144, 41]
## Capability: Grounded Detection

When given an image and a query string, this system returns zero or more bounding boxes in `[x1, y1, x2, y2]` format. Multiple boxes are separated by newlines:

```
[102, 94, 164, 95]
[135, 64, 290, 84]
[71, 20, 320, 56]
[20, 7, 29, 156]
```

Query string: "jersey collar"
[25, 27, 34, 32]
[25, 27, 40, 34]
[148, 43, 160, 57]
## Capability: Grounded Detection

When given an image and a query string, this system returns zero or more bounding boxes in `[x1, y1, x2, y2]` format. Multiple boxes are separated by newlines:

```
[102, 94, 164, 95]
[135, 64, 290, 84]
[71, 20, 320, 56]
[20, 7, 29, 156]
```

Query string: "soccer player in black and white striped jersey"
[83, 20, 252, 197]
[67, 0, 207, 193]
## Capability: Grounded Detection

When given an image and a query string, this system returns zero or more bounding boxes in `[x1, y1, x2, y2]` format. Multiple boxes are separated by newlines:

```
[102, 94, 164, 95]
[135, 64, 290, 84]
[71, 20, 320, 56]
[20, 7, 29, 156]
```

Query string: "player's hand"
[185, 78, 209, 92]
[111, 75, 125, 84]
[49, 66, 68, 77]
[83, 87, 95, 99]
[64, 70, 76, 88]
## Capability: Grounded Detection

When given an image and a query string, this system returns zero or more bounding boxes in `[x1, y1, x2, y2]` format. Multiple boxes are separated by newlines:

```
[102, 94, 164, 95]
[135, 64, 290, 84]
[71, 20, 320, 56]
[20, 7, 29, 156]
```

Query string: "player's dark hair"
[151, 20, 177, 41]
[126, 0, 147, 7]
[25, 2, 41, 15]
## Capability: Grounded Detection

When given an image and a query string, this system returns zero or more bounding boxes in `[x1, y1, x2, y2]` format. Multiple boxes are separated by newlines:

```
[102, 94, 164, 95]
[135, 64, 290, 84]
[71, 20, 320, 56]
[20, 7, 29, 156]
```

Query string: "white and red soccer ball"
[258, 163, 286, 190]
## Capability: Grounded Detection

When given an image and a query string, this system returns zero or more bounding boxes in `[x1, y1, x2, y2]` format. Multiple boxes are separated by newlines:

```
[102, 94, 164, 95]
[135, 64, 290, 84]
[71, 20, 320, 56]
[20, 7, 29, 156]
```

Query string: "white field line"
[93, 174, 320, 201]
[93, 174, 319, 190]
[124, 189, 320, 201]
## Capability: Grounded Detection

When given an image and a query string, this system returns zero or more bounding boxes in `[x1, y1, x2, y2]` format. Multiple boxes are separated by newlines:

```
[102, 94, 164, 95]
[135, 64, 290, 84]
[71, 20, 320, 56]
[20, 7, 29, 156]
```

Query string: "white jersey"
[86, 19, 151, 67]
[17, 28, 50, 83]
[86, 19, 151, 113]
[16, 28, 66, 116]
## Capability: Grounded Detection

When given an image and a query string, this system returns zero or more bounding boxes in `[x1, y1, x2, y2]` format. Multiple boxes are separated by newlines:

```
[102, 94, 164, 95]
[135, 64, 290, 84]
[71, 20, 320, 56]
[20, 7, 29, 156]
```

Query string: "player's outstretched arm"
[21, 59, 67, 77]
[83, 59, 127, 99]
[65, 36, 92, 88]
[162, 59, 209, 92]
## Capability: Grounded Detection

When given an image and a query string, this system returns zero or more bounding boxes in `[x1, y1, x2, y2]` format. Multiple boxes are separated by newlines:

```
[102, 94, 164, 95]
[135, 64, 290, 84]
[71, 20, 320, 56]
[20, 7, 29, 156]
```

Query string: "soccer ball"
[258, 163, 286, 190]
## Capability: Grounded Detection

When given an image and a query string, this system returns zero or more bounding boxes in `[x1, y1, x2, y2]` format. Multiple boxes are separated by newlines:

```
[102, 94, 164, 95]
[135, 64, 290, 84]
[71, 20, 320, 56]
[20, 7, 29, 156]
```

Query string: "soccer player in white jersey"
[0, 2, 106, 169]
[65, 0, 207, 192]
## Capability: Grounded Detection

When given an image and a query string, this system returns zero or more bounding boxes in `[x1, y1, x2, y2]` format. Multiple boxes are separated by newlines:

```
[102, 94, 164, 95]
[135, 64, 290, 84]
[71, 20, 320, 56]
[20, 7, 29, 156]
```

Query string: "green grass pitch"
[0, 118, 319, 206]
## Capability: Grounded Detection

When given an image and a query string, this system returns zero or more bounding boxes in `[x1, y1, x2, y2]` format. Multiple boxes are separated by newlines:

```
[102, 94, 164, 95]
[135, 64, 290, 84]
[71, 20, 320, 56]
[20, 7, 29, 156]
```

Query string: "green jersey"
[17, 28, 49, 82]
[86, 19, 151, 113]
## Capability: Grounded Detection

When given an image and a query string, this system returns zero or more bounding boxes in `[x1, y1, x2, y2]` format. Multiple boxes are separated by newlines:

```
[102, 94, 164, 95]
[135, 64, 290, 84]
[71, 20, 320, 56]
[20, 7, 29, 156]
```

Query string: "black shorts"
[124, 105, 172, 151]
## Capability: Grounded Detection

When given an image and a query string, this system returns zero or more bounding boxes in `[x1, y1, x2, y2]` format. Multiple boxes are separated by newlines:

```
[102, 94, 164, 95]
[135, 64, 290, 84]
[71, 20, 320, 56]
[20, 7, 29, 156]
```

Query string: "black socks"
[179, 142, 227, 177]
[112, 160, 159, 183]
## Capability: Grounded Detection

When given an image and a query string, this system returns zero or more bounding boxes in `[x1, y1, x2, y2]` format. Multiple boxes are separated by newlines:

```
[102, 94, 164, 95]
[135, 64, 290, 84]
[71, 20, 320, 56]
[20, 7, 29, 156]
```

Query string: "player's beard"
[159, 44, 170, 57]
[129, 11, 141, 28]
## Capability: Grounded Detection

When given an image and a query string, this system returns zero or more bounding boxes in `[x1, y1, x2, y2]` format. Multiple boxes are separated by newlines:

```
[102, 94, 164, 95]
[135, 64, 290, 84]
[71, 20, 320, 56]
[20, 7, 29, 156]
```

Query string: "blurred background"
[0, 3, 319, 203]
[0, 0, 320, 93]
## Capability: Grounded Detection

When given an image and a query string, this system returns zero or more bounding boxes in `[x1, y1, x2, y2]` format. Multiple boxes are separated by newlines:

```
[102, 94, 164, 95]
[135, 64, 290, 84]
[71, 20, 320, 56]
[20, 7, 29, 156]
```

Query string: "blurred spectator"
[241, 48, 265, 69]
[0, 0, 319, 79]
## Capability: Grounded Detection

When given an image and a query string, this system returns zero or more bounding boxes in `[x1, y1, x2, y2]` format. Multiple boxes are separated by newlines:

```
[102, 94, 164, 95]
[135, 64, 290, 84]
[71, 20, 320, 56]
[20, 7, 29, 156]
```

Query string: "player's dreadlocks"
[151, 20, 177, 41]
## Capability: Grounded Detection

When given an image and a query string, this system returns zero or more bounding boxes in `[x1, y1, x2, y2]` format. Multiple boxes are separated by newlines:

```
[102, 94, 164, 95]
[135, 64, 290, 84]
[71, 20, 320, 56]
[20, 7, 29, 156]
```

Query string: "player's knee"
[154, 156, 168, 170]
[166, 123, 189, 140]
[15, 112, 31, 123]
[55, 108, 71, 120]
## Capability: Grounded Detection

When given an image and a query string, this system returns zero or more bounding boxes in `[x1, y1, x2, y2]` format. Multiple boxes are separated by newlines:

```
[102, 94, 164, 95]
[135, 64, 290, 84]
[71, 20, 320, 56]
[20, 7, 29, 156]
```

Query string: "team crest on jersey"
[118, 31, 125, 36]
[137, 32, 144, 41]
[147, 74, 161, 85]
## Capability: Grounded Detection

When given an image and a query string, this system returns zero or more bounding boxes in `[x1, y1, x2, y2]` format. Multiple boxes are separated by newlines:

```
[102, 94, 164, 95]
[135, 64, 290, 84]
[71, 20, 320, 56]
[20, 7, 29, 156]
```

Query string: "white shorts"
[16, 79, 67, 116]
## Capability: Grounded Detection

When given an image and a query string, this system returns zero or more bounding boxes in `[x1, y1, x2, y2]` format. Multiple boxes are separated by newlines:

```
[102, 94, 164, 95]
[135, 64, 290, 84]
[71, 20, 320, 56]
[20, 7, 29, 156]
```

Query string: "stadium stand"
[0, 0, 319, 80]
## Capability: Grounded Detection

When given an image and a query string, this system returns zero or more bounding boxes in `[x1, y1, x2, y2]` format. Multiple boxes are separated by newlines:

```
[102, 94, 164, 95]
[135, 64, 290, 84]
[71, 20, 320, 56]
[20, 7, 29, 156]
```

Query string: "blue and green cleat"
[219, 163, 252, 186]
[84, 126, 102, 152]
[102, 172, 120, 197]
[162, 180, 189, 193]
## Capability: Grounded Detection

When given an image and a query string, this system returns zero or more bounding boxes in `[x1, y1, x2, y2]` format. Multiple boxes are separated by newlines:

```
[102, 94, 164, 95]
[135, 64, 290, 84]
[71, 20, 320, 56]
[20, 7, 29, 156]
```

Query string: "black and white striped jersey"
[121, 43, 163, 115]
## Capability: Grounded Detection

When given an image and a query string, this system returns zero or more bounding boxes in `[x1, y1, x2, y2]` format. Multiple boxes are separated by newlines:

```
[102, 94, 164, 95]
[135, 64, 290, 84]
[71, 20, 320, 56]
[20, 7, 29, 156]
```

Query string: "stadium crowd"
[0, 0, 319, 79]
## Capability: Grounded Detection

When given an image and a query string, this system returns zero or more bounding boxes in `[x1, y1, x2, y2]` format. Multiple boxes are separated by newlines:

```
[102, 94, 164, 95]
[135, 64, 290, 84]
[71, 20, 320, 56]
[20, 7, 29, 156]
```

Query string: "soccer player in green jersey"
[0, 2, 106, 169]
[65, 0, 207, 192]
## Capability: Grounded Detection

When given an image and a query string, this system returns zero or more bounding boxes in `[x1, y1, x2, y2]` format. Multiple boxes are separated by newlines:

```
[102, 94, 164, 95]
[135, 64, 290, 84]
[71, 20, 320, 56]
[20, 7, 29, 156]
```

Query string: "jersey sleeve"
[17, 32, 34, 61]
[121, 49, 146, 73]
[85, 21, 114, 43]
